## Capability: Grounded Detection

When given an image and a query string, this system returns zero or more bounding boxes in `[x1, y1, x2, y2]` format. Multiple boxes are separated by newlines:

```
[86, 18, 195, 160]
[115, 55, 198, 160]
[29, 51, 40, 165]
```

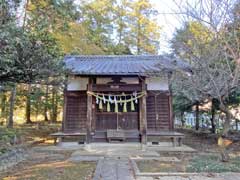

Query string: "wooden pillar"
[62, 90, 67, 132]
[168, 73, 174, 130]
[86, 78, 93, 144]
[139, 77, 147, 145]
[169, 93, 174, 130]
[62, 76, 68, 133]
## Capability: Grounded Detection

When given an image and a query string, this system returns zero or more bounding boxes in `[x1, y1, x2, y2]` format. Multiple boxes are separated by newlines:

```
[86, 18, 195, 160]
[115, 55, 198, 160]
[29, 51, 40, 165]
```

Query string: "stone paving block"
[148, 145, 196, 152]
[188, 176, 223, 180]
[70, 145, 160, 157]
[137, 177, 154, 180]
[131, 156, 180, 162]
[156, 176, 189, 180]
[93, 157, 135, 180]
[216, 173, 240, 180]
[67, 155, 103, 162]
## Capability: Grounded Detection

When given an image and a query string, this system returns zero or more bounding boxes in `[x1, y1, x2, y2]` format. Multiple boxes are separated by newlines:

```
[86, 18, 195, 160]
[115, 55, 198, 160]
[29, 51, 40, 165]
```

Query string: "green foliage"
[227, 89, 240, 108]
[80, 0, 115, 53]
[27, 0, 79, 32]
[75, 0, 160, 55]
[127, 0, 160, 54]
[0, 127, 18, 141]
[187, 155, 240, 173]
[54, 23, 106, 55]
[0, 0, 64, 84]
[172, 21, 213, 59]
[0, 25, 63, 83]
[173, 93, 193, 114]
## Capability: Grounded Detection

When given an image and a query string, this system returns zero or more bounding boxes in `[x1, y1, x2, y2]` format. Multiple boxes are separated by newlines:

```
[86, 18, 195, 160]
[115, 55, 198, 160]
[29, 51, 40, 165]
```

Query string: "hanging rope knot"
[87, 91, 146, 112]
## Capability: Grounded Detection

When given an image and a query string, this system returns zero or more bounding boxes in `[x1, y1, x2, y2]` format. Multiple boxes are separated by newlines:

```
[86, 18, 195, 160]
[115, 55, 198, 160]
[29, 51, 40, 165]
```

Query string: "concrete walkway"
[93, 157, 135, 180]
[36, 142, 196, 154]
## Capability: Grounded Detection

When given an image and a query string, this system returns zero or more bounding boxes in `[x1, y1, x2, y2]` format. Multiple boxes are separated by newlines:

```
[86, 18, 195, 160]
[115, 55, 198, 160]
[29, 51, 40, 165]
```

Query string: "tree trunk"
[180, 111, 185, 127]
[195, 101, 200, 131]
[218, 102, 232, 162]
[220, 147, 230, 162]
[235, 119, 238, 131]
[54, 94, 58, 122]
[223, 110, 231, 136]
[22, 0, 29, 30]
[35, 100, 39, 121]
[26, 84, 32, 124]
[137, 13, 141, 55]
[7, 85, 16, 128]
[44, 84, 49, 121]
[211, 99, 216, 133]
[219, 103, 232, 136]
[0, 93, 7, 124]
[51, 86, 58, 123]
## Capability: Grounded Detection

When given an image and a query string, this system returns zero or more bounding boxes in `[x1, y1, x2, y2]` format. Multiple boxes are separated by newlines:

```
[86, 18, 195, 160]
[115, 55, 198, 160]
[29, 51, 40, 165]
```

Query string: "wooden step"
[92, 130, 140, 142]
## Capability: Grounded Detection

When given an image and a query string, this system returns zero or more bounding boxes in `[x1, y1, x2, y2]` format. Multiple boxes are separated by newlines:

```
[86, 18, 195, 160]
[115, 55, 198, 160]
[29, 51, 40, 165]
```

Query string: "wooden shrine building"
[58, 55, 190, 145]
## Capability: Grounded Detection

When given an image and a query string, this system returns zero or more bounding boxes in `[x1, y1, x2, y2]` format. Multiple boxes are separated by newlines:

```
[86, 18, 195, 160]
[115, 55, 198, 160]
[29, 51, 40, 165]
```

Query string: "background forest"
[0, 0, 161, 127]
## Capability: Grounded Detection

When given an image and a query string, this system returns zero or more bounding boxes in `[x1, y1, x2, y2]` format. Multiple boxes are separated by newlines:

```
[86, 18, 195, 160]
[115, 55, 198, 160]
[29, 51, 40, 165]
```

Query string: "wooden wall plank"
[146, 91, 171, 131]
[64, 91, 87, 132]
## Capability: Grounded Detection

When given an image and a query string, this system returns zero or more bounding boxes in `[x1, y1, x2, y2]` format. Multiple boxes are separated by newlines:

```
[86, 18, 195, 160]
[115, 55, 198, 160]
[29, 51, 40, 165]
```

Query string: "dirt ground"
[0, 124, 96, 180]
[177, 128, 240, 153]
[0, 147, 96, 180]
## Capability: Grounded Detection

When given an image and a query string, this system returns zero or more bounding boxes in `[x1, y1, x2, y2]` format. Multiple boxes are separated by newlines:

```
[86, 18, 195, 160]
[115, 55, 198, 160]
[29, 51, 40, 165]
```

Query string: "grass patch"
[136, 160, 186, 173]
[0, 127, 21, 142]
[18, 123, 61, 139]
[0, 127, 21, 155]
[0, 123, 60, 155]
[136, 155, 240, 173]
[187, 155, 240, 173]
[3, 161, 96, 180]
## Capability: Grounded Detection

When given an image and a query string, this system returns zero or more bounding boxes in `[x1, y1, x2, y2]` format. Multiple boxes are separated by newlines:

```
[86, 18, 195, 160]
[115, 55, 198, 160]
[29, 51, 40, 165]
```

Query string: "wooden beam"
[139, 77, 147, 144]
[86, 78, 93, 143]
[92, 84, 143, 92]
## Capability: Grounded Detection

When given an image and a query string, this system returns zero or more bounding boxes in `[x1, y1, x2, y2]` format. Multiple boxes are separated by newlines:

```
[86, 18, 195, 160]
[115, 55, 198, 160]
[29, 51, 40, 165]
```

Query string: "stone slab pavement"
[67, 155, 103, 162]
[71, 144, 160, 157]
[93, 157, 135, 180]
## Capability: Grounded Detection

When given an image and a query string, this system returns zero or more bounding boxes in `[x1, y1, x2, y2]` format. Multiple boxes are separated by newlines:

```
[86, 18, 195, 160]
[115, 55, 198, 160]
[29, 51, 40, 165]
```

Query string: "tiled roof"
[64, 55, 190, 76]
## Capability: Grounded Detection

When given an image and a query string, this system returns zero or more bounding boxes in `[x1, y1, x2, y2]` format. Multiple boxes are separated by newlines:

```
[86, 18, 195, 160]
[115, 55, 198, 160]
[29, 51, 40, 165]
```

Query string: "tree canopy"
[171, 0, 240, 135]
